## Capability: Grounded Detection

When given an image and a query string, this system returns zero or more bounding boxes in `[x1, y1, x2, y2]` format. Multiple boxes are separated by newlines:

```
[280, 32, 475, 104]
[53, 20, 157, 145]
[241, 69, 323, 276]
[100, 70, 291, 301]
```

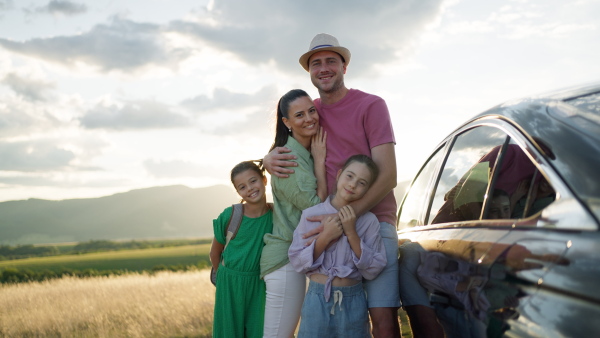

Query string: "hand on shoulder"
[264, 147, 298, 178]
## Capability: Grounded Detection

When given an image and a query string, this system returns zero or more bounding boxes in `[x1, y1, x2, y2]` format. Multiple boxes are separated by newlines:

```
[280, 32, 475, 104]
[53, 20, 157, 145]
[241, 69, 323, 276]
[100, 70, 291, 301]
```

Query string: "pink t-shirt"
[315, 89, 397, 225]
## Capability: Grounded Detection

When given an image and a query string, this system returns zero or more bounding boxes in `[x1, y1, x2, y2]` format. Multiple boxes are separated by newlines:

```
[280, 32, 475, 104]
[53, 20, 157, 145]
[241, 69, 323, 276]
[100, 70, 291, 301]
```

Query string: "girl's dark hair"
[492, 188, 509, 199]
[269, 89, 311, 152]
[230, 160, 265, 184]
[341, 154, 379, 184]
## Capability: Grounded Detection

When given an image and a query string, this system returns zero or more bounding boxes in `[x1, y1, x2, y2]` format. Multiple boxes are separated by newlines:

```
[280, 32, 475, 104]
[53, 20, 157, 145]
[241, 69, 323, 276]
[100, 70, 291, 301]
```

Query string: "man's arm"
[303, 143, 396, 240]
[263, 147, 298, 178]
[350, 142, 397, 217]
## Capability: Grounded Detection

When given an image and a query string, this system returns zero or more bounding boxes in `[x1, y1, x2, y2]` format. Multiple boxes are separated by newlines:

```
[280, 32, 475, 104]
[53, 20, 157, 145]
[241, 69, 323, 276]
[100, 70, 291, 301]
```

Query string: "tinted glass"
[484, 140, 556, 220]
[398, 147, 444, 229]
[430, 126, 507, 224]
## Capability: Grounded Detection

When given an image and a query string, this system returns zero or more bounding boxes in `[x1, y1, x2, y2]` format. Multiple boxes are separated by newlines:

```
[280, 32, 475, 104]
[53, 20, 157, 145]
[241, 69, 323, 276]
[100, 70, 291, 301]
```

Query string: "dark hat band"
[311, 44, 334, 51]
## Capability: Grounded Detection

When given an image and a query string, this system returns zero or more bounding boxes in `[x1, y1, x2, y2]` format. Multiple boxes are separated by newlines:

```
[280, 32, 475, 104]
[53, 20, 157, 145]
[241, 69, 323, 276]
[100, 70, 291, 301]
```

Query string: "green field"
[0, 244, 211, 273]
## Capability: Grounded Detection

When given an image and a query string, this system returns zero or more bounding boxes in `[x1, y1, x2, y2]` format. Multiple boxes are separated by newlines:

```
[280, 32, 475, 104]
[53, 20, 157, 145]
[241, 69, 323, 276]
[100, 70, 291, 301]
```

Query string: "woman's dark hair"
[340, 154, 379, 184]
[230, 160, 265, 184]
[269, 89, 310, 152]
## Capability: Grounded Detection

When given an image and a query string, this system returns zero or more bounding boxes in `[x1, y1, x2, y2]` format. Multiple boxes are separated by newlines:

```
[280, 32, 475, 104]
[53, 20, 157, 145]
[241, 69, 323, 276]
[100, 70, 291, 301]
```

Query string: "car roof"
[459, 83, 600, 219]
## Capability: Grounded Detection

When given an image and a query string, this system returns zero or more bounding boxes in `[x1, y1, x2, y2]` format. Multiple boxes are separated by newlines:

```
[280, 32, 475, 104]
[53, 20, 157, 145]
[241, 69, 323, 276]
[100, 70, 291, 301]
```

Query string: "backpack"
[210, 203, 244, 286]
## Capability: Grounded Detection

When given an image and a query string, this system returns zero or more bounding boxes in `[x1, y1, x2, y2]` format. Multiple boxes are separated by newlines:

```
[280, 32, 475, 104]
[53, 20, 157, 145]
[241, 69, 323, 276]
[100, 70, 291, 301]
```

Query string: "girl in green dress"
[210, 161, 274, 338]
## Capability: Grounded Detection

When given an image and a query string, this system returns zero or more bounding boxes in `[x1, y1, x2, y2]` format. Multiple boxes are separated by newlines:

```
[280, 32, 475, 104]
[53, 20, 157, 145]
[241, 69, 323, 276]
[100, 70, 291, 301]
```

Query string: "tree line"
[0, 238, 211, 261]
[0, 263, 208, 284]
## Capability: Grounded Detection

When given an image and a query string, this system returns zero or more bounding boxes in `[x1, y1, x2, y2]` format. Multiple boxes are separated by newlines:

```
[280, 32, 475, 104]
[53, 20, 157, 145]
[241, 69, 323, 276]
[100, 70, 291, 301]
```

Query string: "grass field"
[0, 270, 215, 337]
[0, 244, 211, 273]
[0, 242, 414, 337]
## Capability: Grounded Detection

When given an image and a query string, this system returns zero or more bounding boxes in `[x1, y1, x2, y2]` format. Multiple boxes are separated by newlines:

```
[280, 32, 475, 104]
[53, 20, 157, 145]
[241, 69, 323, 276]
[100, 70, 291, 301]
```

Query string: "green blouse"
[260, 137, 322, 278]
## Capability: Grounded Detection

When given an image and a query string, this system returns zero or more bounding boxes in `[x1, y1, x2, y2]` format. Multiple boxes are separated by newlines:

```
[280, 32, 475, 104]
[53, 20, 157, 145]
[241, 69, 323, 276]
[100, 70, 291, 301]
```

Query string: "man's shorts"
[364, 222, 401, 308]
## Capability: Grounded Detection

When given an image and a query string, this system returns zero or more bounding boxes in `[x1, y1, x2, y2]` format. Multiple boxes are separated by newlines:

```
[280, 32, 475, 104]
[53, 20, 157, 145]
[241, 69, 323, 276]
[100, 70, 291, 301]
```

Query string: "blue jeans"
[298, 280, 370, 338]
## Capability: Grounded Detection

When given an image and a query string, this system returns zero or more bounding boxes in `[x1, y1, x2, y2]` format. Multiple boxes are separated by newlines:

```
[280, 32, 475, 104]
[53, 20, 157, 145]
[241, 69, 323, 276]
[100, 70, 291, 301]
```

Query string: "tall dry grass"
[0, 270, 215, 337]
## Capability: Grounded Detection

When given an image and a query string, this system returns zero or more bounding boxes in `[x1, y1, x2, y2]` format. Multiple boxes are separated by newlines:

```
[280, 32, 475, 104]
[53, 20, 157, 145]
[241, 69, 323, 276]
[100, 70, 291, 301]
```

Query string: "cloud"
[0, 97, 62, 138]
[1, 1, 447, 76]
[80, 99, 190, 130]
[0, 175, 128, 188]
[0, 0, 12, 12]
[207, 107, 273, 136]
[2, 73, 55, 101]
[182, 85, 277, 113]
[143, 159, 208, 178]
[0, 17, 191, 72]
[180, 86, 276, 135]
[0, 140, 75, 171]
[0, 175, 64, 187]
[168, 0, 446, 75]
[470, 1, 599, 40]
[30, 0, 87, 16]
[501, 22, 597, 39]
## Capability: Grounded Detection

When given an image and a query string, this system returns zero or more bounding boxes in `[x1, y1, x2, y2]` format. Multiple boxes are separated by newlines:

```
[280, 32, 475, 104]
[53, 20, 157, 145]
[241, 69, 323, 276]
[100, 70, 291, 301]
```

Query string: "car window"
[483, 139, 556, 220]
[429, 126, 508, 224]
[397, 146, 445, 229]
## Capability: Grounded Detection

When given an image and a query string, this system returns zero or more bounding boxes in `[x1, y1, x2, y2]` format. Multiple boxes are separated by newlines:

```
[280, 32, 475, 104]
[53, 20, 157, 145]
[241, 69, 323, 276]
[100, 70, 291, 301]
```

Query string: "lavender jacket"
[288, 197, 387, 301]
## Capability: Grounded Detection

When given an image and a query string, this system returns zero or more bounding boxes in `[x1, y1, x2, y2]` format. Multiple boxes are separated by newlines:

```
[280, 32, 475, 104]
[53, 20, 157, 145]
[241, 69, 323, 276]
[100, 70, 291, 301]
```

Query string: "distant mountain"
[0, 181, 411, 246]
[0, 185, 239, 245]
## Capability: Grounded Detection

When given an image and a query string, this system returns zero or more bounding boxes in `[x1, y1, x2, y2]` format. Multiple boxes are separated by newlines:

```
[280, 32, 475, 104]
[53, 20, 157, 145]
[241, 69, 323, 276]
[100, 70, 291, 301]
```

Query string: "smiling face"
[308, 50, 346, 95]
[333, 161, 373, 207]
[232, 169, 267, 205]
[282, 96, 319, 148]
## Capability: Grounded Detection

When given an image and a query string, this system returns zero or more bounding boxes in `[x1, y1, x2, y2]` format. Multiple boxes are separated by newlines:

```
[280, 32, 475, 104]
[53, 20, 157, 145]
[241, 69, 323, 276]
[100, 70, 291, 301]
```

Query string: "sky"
[0, 0, 599, 202]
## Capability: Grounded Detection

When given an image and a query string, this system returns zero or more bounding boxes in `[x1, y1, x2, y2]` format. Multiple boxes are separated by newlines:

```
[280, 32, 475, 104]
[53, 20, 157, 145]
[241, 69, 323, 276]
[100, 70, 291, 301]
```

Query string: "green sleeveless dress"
[212, 206, 273, 338]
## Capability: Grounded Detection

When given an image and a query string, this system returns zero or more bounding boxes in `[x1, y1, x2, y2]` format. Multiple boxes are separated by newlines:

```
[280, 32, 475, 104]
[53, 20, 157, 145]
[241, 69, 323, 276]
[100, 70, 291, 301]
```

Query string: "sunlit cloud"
[169, 0, 446, 75]
[2, 72, 55, 101]
[144, 159, 209, 178]
[182, 85, 277, 113]
[0, 140, 75, 171]
[207, 108, 274, 136]
[80, 99, 190, 130]
[502, 23, 597, 39]
[0, 97, 63, 138]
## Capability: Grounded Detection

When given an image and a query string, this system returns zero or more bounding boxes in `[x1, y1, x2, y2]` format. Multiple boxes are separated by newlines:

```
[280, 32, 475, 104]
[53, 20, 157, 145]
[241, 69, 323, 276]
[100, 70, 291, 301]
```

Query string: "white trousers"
[262, 263, 307, 338]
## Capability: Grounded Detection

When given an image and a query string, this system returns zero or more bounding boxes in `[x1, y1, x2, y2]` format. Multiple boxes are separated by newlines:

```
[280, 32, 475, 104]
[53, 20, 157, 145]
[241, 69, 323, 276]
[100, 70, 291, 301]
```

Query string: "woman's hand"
[310, 127, 327, 164]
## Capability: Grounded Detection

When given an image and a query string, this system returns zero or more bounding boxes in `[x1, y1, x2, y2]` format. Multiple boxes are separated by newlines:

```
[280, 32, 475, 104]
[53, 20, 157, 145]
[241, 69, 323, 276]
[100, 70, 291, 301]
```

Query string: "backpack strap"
[224, 203, 244, 250]
[215, 203, 271, 277]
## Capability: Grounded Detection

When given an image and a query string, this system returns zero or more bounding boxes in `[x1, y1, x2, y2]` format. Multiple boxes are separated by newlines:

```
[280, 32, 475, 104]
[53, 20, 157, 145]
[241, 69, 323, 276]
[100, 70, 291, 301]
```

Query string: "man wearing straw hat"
[264, 33, 401, 337]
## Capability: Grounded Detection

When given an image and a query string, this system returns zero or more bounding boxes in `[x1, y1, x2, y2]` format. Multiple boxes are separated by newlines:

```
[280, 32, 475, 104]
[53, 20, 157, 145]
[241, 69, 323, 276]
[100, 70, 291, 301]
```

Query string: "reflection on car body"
[396, 83, 600, 337]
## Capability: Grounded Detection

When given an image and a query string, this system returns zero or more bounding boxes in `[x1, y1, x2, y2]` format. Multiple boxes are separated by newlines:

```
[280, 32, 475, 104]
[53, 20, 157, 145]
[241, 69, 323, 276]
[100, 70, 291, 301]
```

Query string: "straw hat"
[298, 33, 351, 72]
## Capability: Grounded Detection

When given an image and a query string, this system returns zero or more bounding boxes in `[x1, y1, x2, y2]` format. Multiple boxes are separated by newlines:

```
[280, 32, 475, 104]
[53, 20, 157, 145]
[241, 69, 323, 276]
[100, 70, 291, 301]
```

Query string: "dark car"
[396, 83, 600, 337]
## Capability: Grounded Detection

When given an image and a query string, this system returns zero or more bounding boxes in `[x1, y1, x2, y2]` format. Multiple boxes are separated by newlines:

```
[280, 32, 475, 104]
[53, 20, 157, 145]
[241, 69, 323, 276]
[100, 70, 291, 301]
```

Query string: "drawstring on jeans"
[330, 290, 343, 315]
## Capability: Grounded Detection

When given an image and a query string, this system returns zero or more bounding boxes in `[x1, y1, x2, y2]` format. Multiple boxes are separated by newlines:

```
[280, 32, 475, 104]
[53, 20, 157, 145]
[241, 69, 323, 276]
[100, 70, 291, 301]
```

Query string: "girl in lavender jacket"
[288, 154, 387, 338]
